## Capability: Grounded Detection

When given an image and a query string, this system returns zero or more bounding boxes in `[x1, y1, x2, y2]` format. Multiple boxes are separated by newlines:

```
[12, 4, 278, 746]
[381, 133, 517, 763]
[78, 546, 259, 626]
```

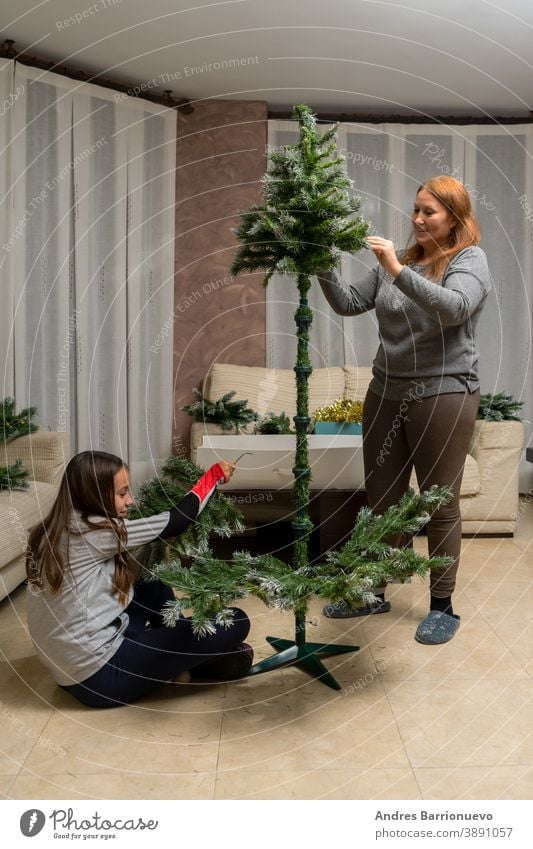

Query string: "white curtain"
[0, 60, 16, 399]
[266, 118, 533, 490]
[1, 61, 176, 481]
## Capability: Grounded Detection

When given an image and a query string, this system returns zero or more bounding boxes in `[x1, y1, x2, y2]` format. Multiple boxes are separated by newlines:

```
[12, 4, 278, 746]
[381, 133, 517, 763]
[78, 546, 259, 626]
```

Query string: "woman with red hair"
[319, 176, 491, 644]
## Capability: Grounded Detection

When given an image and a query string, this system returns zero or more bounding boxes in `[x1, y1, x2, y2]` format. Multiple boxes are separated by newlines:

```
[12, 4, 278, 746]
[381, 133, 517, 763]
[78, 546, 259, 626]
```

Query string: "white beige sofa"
[0, 431, 69, 601]
[190, 363, 524, 535]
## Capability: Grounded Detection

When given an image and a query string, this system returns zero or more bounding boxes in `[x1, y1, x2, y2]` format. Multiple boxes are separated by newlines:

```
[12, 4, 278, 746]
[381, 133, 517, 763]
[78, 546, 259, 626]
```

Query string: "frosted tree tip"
[292, 104, 316, 126]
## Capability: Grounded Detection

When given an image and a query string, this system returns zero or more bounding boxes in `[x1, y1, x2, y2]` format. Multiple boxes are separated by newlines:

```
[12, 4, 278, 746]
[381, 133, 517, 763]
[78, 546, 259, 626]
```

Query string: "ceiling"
[1, 0, 533, 117]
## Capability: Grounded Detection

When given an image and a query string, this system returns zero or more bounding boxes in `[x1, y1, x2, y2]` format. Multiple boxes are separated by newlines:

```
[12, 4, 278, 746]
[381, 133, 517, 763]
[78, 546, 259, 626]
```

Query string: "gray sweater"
[317, 246, 491, 401]
[27, 511, 170, 686]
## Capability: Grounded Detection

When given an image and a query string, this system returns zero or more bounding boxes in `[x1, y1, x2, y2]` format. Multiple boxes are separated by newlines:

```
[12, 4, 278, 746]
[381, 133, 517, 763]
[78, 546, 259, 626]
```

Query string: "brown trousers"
[362, 387, 480, 598]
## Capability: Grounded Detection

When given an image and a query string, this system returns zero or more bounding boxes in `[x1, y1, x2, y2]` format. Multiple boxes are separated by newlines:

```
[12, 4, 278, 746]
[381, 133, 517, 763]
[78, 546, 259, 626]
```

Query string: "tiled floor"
[1, 499, 532, 800]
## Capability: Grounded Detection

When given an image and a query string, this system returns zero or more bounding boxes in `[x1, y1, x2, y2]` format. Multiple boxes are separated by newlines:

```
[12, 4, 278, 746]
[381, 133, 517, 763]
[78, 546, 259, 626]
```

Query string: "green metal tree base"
[248, 636, 359, 691]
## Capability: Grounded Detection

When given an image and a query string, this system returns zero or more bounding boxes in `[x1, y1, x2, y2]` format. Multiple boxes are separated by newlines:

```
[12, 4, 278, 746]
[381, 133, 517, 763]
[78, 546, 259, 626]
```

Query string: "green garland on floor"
[0, 398, 39, 490]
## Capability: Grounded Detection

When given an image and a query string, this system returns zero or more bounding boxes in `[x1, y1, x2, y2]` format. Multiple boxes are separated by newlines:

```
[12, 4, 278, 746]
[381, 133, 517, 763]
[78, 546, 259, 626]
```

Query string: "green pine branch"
[477, 392, 524, 422]
[149, 486, 453, 635]
[0, 398, 39, 490]
[182, 388, 258, 433]
[0, 458, 30, 491]
[1, 397, 38, 445]
[254, 411, 293, 434]
[230, 104, 371, 284]
[128, 457, 246, 570]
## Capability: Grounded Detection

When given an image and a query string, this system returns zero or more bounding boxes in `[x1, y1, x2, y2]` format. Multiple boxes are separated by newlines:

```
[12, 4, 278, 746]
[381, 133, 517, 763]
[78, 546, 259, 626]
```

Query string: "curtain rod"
[3, 38, 529, 124]
[0, 38, 194, 113]
[269, 110, 533, 125]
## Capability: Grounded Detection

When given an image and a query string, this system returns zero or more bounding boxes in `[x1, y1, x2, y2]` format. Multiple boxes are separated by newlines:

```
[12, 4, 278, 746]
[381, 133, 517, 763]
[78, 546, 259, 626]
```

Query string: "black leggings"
[62, 579, 250, 708]
[363, 387, 480, 598]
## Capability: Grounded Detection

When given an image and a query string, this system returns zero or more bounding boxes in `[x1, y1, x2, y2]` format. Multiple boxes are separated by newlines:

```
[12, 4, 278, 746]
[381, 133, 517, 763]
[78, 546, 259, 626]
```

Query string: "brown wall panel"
[173, 100, 268, 457]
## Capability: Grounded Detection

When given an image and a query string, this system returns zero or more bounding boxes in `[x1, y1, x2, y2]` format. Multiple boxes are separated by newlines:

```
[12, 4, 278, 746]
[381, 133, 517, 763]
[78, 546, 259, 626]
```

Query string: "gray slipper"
[415, 610, 461, 644]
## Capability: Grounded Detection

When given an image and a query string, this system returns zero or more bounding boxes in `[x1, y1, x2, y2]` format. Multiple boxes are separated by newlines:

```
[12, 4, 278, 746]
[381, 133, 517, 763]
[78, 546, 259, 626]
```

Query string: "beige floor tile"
[384, 677, 533, 768]
[494, 622, 533, 672]
[8, 769, 215, 800]
[215, 767, 421, 800]
[364, 614, 526, 682]
[462, 581, 533, 671]
[0, 775, 16, 798]
[218, 671, 409, 772]
[0, 630, 35, 663]
[0, 655, 60, 702]
[463, 579, 533, 619]
[0, 596, 34, 662]
[342, 581, 527, 682]
[22, 684, 225, 776]
[0, 682, 56, 773]
[1, 535, 532, 800]
[509, 497, 533, 552]
[415, 764, 533, 800]
[458, 541, 532, 583]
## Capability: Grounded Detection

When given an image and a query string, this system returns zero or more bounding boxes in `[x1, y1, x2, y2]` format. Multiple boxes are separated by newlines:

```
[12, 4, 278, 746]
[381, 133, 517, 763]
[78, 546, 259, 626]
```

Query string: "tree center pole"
[292, 274, 314, 647]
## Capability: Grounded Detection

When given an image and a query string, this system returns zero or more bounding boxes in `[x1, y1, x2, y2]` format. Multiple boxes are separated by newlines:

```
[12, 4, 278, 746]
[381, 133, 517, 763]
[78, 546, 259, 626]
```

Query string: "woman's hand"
[366, 236, 404, 279]
[218, 460, 237, 483]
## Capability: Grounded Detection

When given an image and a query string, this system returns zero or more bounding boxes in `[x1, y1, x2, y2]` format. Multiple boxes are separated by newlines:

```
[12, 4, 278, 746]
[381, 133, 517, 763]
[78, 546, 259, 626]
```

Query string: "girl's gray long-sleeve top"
[317, 246, 492, 401]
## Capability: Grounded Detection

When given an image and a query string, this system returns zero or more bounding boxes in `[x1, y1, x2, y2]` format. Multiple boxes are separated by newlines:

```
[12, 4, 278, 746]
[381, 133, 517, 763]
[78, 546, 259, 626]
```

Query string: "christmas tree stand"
[249, 613, 358, 691]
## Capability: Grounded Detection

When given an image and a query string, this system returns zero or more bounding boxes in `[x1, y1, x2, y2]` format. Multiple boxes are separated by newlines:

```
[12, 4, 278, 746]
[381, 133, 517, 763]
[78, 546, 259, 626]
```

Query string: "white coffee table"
[196, 433, 364, 491]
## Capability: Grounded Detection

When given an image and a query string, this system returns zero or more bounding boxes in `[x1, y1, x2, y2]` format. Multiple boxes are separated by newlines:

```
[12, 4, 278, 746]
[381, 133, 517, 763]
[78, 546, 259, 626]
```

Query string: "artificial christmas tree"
[230, 104, 373, 684]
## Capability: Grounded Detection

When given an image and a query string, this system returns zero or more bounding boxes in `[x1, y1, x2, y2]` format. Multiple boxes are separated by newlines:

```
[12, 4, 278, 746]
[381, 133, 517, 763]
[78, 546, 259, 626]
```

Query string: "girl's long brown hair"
[26, 451, 135, 605]
[401, 175, 481, 281]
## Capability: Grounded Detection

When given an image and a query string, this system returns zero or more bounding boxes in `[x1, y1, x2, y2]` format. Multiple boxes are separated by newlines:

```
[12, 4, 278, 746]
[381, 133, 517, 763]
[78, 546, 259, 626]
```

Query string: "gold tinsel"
[312, 398, 363, 423]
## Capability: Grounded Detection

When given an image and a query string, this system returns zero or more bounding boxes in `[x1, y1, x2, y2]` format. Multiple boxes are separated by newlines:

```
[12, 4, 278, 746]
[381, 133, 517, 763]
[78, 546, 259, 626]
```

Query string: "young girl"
[26, 451, 252, 708]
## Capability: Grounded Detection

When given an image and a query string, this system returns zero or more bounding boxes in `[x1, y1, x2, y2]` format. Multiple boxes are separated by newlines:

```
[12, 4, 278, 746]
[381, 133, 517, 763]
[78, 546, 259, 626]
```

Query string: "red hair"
[401, 175, 481, 280]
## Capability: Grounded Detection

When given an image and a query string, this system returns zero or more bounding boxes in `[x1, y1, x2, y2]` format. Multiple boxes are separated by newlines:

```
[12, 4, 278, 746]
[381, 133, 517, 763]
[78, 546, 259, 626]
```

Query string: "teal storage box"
[314, 422, 362, 435]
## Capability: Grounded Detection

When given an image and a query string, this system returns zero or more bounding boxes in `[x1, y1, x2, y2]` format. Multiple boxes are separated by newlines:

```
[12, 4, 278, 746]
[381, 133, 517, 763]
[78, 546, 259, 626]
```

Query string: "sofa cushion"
[409, 454, 480, 497]
[0, 554, 27, 600]
[2, 431, 69, 486]
[0, 481, 58, 566]
[308, 368, 346, 413]
[204, 364, 345, 419]
[343, 366, 374, 401]
[469, 419, 524, 451]
[460, 455, 481, 495]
